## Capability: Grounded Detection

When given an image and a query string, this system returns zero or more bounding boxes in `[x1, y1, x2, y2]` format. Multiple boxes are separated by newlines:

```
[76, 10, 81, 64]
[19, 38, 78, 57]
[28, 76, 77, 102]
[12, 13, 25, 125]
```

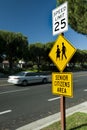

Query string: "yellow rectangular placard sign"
[52, 72, 73, 98]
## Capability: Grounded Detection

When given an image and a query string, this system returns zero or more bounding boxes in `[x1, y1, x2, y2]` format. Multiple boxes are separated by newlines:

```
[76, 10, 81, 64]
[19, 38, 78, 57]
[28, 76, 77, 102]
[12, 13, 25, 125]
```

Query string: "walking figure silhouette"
[56, 45, 61, 61]
[61, 42, 67, 60]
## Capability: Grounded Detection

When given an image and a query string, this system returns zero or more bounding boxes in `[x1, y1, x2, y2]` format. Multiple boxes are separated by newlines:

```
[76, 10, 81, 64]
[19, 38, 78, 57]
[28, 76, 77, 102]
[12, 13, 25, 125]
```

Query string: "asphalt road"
[0, 71, 87, 130]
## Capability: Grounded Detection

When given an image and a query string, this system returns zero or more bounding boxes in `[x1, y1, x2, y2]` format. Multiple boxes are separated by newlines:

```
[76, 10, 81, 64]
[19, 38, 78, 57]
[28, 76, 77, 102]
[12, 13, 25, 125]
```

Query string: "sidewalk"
[16, 101, 87, 130]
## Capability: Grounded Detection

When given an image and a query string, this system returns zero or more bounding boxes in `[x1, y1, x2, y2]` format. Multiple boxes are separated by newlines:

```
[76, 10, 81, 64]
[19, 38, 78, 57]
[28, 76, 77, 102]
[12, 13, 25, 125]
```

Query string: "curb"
[16, 101, 87, 130]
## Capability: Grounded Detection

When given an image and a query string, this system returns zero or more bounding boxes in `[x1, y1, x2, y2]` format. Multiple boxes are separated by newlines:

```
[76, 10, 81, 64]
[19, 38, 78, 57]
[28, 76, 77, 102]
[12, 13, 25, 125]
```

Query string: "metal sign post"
[60, 95, 66, 130]
[50, 2, 76, 130]
[59, 33, 66, 130]
[49, 32, 76, 130]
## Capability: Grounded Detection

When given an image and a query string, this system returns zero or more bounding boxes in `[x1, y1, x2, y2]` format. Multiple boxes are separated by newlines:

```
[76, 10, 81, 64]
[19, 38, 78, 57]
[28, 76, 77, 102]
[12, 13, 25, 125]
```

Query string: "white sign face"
[52, 2, 68, 35]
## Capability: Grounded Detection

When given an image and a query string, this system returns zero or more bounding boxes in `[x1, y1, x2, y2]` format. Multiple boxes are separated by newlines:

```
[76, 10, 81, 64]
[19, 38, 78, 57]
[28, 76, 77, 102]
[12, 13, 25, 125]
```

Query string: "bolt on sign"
[52, 72, 73, 97]
[49, 34, 76, 72]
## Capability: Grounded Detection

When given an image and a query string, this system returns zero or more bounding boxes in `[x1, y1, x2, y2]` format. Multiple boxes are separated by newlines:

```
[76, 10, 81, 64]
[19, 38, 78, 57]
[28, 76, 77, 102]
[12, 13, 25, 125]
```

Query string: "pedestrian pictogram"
[61, 42, 67, 60]
[49, 34, 76, 72]
[56, 42, 67, 61]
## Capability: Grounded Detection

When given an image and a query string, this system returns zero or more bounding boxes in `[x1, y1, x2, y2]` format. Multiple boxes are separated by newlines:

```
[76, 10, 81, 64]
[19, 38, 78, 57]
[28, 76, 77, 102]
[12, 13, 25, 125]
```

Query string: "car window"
[15, 72, 25, 76]
[25, 72, 36, 76]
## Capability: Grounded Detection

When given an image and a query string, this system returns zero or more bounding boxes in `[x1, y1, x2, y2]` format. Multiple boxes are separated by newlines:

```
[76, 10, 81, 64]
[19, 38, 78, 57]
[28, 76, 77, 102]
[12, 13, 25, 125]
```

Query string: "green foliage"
[41, 112, 87, 130]
[1, 29, 87, 72]
[57, 0, 87, 35]
[0, 30, 28, 69]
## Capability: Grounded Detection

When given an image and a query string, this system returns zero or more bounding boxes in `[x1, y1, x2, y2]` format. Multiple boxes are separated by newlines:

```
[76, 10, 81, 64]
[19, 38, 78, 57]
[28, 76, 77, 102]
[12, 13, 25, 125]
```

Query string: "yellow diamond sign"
[49, 35, 76, 72]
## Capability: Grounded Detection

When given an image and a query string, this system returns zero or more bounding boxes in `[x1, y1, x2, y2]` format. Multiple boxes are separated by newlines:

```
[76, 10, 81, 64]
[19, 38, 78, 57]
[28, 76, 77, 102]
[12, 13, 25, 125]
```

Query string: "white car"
[7, 71, 49, 86]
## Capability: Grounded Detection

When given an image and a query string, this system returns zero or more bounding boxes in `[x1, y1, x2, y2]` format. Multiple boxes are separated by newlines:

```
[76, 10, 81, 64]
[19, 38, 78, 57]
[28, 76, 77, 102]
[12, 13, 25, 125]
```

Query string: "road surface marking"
[48, 97, 60, 102]
[0, 110, 12, 115]
[84, 89, 87, 92]
[0, 88, 30, 95]
[76, 74, 87, 77]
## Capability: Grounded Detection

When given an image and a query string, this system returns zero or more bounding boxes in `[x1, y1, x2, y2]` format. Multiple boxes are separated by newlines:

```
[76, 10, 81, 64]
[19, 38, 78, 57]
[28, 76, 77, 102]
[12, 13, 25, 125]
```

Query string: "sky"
[0, 0, 87, 50]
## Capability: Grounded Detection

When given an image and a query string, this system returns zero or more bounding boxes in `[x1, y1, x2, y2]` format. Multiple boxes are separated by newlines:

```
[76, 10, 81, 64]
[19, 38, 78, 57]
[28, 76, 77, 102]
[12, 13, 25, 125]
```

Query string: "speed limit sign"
[52, 2, 68, 35]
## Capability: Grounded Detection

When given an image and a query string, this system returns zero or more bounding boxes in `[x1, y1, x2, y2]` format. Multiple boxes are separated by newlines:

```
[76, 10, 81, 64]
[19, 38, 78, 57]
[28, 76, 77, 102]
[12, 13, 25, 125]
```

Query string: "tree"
[0, 32, 6, 62]
[0, 30, 28, 69]
[57, 0, 87, 35]
[14, 33, 28, 61]
[43, 41, 54, 64]
[29, 43, 44, 71]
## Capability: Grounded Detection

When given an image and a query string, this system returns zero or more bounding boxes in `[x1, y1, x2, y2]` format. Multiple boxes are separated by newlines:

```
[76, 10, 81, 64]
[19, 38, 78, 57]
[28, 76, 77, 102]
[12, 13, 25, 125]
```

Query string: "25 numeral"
[55, 18, 66, 31]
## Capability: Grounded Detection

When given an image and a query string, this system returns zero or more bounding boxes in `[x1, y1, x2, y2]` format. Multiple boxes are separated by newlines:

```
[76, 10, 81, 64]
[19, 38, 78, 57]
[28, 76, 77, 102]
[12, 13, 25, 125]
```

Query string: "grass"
[41, 112, 87, 130]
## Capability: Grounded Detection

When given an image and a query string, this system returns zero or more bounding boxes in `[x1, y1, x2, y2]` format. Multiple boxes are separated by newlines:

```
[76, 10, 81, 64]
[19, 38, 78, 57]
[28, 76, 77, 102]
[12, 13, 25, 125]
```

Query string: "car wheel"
[22, 80, 28, 86]
[42, 78, 47, 83]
